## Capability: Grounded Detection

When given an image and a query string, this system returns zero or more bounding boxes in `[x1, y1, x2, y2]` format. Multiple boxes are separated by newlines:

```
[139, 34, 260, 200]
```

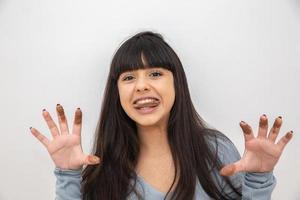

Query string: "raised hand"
[30, 104, 100, 170]
[220, 115, 293, 176]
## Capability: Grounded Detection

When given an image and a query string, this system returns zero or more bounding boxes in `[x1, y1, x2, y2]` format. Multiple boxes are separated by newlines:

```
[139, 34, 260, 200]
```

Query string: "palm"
[48, 134, 84, 170]
[241, 138, 281, 172]
[31, 104, 100, 170]
[220, 115, 293, 176]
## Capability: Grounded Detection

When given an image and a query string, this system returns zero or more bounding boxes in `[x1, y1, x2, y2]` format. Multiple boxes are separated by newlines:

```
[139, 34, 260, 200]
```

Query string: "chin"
[125, 106, 169, 127]
[133, 115, 162, 127]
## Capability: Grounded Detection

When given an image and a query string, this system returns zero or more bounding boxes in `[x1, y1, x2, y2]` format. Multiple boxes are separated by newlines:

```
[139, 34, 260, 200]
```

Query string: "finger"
[240, 121, 255, 142]
[72, 108, 82, 137]
[56, 104, 70, 135]
[220, 160, 244, 176]
[268, 116, 282, 143]
[257, 114, 268, 138]
[83, 155, 101, 165]
[42, 109, 60, 138]
[30, 127, 50, 148]
[276, 131, 293, 152]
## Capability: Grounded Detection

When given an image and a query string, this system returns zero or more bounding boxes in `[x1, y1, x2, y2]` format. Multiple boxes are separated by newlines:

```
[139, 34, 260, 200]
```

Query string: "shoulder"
[202, 128, 241, 165]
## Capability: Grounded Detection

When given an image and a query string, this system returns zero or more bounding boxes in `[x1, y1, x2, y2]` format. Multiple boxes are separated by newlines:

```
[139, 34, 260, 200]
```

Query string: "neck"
[137, 124, 171, 158]
[135, 123, 178, 184]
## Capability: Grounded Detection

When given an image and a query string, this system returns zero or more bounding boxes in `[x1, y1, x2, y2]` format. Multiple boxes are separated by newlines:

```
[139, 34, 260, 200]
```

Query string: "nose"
[135, 77, 150, 92]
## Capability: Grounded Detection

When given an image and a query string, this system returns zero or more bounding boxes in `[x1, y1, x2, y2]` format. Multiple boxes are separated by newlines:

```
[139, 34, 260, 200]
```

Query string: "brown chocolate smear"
[74, 109, 82, 124]
[56, 105, 66, 121]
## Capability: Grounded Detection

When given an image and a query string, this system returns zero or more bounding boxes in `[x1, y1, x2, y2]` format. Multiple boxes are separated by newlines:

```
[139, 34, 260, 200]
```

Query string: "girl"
[30, 31, 293, 200]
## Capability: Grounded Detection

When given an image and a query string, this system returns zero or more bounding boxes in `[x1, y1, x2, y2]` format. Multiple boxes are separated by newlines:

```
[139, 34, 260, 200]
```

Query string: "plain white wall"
[0, 0, 299, 199]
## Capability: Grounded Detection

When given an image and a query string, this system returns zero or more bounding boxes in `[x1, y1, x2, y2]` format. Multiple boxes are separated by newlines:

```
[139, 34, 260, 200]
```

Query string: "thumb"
[220, 160, 243, 176]
[84, 155, 101, 165]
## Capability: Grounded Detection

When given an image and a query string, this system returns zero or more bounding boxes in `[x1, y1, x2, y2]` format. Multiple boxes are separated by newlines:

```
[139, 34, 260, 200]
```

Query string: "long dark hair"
[82, 31, 242, 199]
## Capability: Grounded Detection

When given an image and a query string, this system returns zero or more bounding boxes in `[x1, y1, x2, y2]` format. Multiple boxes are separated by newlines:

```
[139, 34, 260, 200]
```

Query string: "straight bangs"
[110, 33, 176, 81]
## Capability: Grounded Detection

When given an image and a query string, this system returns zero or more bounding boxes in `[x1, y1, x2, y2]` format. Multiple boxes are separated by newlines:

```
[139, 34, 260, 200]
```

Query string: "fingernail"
[93, 157, 99, 161]
[263, 114, 267, 117]
[92, 156, 100, 162]
[77, 107, 80, 110]
[42, 108, 46, 112]
[241, 121, 246, 124]
[278, 116, 282, 119]
[291, 130, 293, 133]
[29, 127, 32, 130]
[57, 103, 60, 106]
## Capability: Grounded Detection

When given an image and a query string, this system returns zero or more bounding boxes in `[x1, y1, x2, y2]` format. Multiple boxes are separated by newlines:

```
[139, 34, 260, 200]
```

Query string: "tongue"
[134, 102, 159, 109]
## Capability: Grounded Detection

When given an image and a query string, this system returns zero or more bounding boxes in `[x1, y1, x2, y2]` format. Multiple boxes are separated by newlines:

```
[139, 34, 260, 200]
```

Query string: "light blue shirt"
[54, 136, 276, 200]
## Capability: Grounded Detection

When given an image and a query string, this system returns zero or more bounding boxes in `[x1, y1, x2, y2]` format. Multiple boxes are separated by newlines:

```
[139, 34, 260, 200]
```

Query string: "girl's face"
[117, 67, 175, 127]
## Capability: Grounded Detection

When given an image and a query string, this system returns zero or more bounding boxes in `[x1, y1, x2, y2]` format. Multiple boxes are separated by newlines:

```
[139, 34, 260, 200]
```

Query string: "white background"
[0, 0, 299, 199]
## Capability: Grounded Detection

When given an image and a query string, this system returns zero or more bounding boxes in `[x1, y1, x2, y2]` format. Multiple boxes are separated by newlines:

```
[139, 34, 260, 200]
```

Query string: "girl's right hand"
[30, 104, 100, 170]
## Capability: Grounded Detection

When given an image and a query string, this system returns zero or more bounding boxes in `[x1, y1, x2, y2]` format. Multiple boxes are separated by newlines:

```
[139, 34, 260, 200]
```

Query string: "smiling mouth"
[132, 97, 161, 115]
[134, 103, 160, 114]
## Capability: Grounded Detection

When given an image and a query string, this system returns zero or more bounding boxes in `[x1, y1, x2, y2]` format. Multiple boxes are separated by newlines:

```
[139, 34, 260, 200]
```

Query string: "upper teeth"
[135, 98, 158, 105]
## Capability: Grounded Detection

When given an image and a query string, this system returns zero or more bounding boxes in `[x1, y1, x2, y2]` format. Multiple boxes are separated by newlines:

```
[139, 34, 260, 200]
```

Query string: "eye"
[150, 71, 162, 77]
[123, 75, 134, 81]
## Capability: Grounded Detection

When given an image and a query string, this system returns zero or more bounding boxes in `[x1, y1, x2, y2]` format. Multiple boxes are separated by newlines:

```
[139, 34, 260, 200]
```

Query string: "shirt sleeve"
[215, 135, 276, 200]
[54, 167, 82, 200]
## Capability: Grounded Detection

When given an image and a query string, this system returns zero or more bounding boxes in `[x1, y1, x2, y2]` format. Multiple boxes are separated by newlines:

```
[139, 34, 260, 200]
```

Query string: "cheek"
[118, 86, 132, 110]
[166, 86, 175, 108]
[165, 79, 175, 104]
[156, 80, 175, 109]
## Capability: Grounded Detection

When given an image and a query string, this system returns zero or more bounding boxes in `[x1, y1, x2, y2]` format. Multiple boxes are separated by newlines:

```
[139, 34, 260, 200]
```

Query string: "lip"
[133, 96, 160, 105]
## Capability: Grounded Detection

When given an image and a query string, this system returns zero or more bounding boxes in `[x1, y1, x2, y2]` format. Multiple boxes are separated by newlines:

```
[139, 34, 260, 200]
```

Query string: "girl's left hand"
[220, 115, 293, 176]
